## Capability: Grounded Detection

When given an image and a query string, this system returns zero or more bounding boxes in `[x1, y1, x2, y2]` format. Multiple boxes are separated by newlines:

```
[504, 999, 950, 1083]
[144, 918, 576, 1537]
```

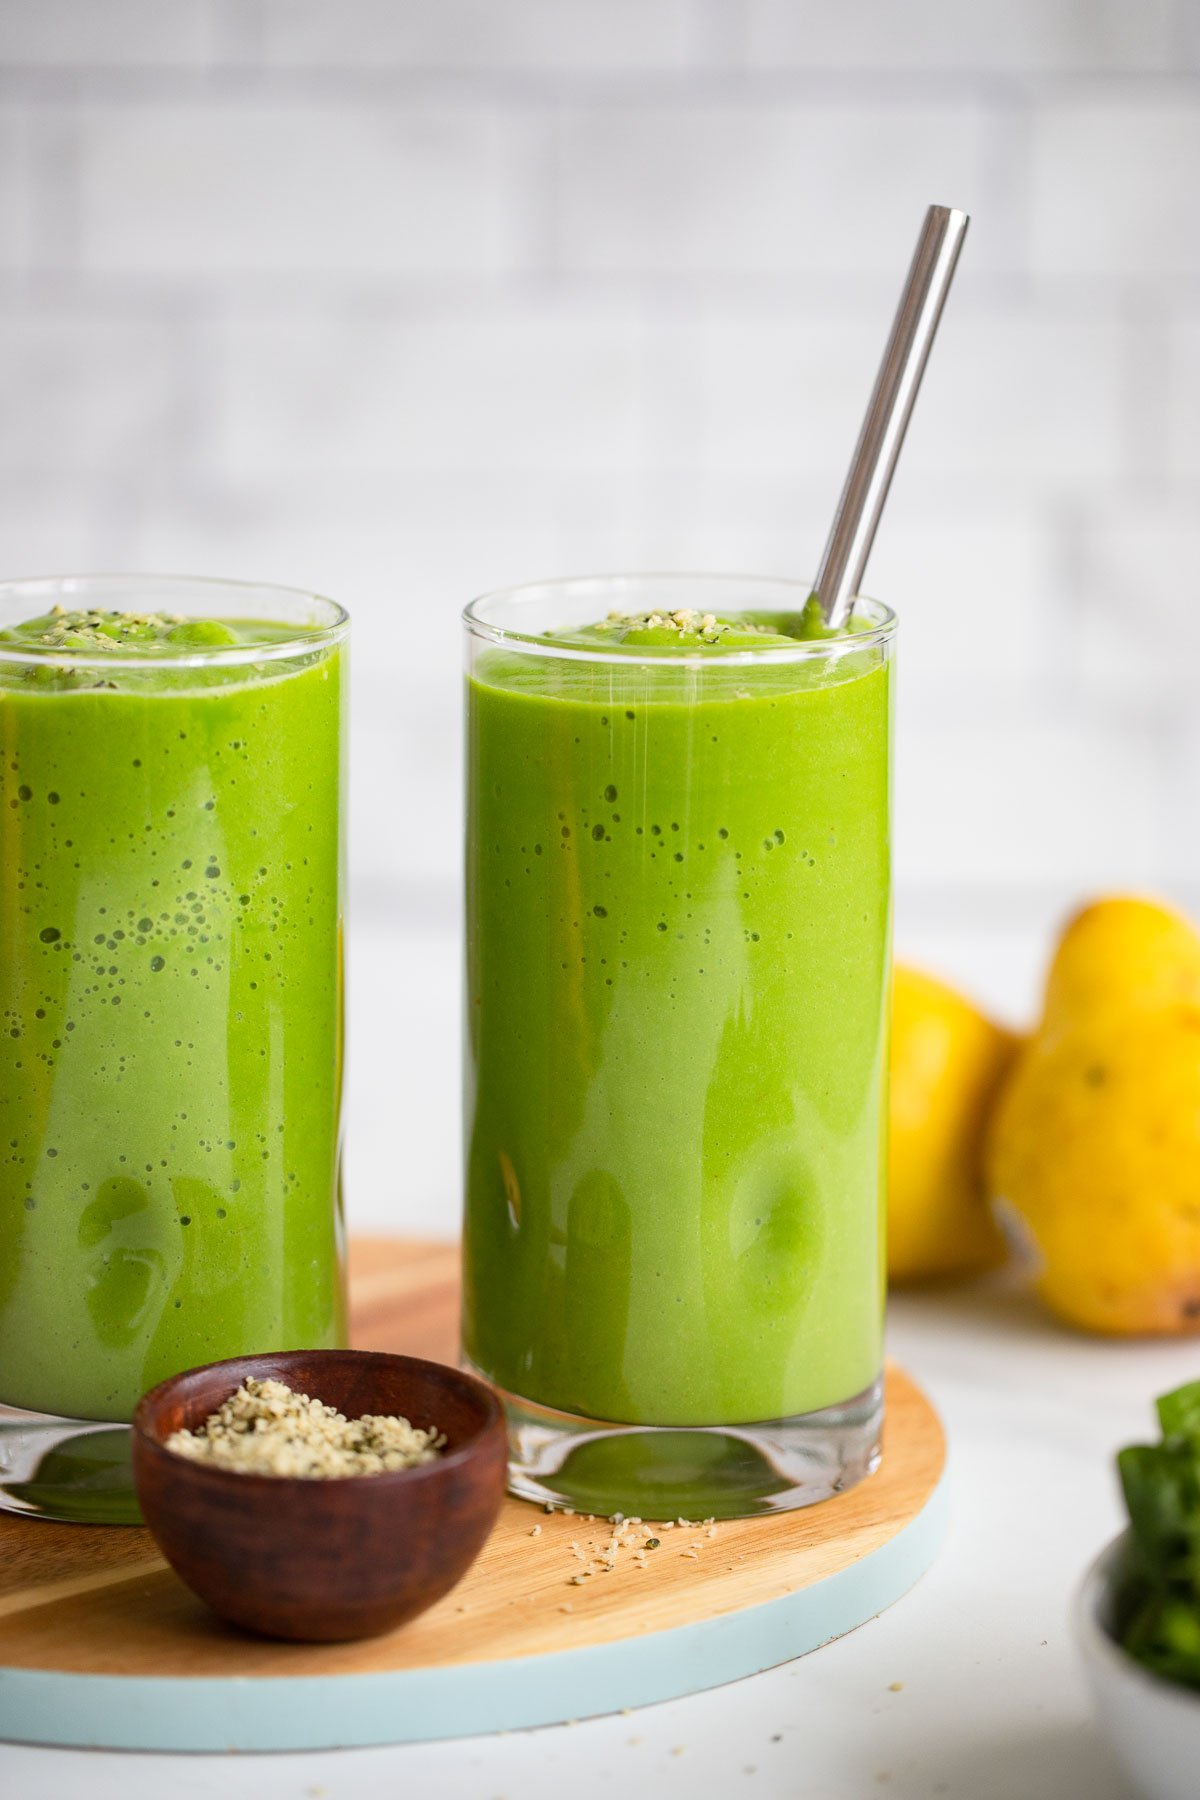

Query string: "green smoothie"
[464, 599, 891, 1428]
[0, 599, 346, 1422]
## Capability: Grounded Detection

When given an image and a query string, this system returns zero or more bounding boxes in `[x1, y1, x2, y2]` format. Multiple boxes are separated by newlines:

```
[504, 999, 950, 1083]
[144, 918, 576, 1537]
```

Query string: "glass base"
[0, 1405, 141, 1525]
[468, 1366, 884, 1522]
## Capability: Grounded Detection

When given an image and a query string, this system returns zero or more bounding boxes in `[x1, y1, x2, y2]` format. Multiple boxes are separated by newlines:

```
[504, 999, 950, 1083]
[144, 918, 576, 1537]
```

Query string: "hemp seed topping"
[164, 1376, 446, 1479]
[547, 1512, 721, 1585]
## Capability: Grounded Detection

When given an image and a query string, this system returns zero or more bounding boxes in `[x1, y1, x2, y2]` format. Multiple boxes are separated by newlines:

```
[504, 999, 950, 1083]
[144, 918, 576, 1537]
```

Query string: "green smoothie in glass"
[463, 575, 893, 1515]
[0, 578, 347, 1461]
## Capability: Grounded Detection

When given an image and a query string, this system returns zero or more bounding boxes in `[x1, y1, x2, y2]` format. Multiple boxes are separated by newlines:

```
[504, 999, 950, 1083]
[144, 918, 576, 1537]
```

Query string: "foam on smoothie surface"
[475, 604, 878, 714]
[546, 597, 836, 652]
[0, 605, 309, 690]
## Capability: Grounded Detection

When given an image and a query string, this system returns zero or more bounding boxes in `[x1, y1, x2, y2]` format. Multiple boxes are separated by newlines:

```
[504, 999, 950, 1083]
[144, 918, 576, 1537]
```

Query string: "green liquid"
[464, 610, 891, 1427]
[0, 608, 346, 1422]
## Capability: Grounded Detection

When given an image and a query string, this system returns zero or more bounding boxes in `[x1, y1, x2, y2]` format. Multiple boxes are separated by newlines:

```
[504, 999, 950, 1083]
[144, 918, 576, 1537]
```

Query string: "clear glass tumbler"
[0, 575, 348, 1522]
[462, 575, 895, 1519]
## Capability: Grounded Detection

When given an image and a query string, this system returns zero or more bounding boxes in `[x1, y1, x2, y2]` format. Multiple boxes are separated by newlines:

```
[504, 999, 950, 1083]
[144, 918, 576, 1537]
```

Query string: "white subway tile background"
[1, 0, 1197, 1230]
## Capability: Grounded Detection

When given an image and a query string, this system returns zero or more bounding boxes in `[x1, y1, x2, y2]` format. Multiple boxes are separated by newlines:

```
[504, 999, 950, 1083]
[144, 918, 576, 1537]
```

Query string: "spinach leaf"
[1117, 1382, 1200, 1686]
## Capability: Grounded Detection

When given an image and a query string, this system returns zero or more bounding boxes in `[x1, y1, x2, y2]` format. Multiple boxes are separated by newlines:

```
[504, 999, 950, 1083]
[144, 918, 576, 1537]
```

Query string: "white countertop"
[4, 1269, 1192, 1800]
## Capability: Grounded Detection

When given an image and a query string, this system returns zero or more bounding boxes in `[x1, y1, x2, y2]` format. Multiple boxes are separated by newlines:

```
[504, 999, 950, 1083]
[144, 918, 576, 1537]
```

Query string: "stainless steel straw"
[811, 203, 969, 629]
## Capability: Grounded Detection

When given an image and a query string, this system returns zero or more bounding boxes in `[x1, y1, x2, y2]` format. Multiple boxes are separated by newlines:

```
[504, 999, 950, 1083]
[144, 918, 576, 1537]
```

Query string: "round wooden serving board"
[0, 1239, 947, 1752]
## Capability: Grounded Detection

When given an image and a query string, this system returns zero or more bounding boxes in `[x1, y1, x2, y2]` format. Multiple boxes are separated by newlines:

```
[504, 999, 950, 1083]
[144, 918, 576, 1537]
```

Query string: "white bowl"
[1075, 1532, 1200, 1800]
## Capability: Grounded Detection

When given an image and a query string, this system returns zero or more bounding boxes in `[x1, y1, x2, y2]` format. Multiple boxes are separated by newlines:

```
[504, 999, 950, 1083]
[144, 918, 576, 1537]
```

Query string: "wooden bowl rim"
[131, 1348, 507, 1496]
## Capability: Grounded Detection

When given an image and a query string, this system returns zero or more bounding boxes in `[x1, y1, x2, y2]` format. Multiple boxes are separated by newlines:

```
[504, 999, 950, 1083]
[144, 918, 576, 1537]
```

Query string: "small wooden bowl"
[131, 1349, 507, 1642]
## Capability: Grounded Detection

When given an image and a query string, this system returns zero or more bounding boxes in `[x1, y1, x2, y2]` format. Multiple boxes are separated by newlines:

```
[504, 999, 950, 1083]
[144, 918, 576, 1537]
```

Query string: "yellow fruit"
[987, 1004, 1200, 1334]
[986, 894, 1200, 1336]
[1042, 895, 1200, 1032]
[888, 964, 1016, 1282]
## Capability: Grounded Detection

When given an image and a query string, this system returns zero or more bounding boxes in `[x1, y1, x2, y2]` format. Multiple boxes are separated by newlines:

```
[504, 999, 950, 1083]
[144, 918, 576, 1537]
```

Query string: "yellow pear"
[888, 964, 1016, 1282]
[987, 896, 1200, 1335]
[1042, 895, 1200, 1031]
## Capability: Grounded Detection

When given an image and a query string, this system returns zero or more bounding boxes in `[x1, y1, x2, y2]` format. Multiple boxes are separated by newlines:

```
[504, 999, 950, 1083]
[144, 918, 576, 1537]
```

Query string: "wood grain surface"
[0, 1239, 946, 1680]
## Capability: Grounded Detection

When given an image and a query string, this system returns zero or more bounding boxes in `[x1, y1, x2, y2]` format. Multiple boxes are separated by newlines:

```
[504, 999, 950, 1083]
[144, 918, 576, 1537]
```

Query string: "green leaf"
[1116, 1384, 1200, 1689]
[1158, 1381, 1200, 1444]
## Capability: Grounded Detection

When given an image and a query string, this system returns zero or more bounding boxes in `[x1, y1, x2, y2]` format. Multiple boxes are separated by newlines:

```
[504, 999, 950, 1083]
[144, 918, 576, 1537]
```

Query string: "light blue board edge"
[0, 1473, 947, 1753]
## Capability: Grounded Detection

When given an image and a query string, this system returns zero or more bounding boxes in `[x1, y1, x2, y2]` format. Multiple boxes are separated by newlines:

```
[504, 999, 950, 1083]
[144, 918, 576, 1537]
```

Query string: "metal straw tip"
[810, 203, 971, 630]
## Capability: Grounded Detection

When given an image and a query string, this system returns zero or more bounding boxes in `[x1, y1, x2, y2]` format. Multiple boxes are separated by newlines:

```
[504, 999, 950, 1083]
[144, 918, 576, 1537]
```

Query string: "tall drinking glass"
[0, 576, 347, 1522]
[463, 575, 894, 1519]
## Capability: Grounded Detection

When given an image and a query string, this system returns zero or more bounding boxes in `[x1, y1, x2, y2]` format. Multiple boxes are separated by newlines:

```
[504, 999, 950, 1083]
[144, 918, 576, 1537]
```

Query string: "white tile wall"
[0, 312, 181, 475]
[2, 0, 1199, 1232]
[745, 0, 1179, 74]
[683, 301, 1130, 493]
[0, 110, 34, 270]
[0, 482, 134, 574]
[259, 0, 702, 72]
[0, 0, 214, 67]
[868, 506, 1059, 698]
[897, 711, 1168, 890]
[1075, 502, 1200, 710]
[347, 906, 461, 1233]
[1165, 313, 1200, 476]
[212, 308, 660, 480]
[75, 103, 540, 277]
[1029, 92, 1200, 280]
[554, 100, 998, 276]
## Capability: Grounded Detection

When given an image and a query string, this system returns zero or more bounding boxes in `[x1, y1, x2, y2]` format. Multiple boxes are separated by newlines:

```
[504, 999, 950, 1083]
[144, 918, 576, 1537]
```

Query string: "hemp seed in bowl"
[165, 1376, 446, 1479]
[133, 1349, 507, 1640]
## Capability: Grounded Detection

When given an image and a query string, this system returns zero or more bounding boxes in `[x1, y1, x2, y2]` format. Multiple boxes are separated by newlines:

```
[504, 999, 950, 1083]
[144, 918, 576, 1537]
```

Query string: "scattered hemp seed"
[164, 1376, 446, 1478]
[530, 1524, 542, 1537]
[553, 1513, 718, 1588]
